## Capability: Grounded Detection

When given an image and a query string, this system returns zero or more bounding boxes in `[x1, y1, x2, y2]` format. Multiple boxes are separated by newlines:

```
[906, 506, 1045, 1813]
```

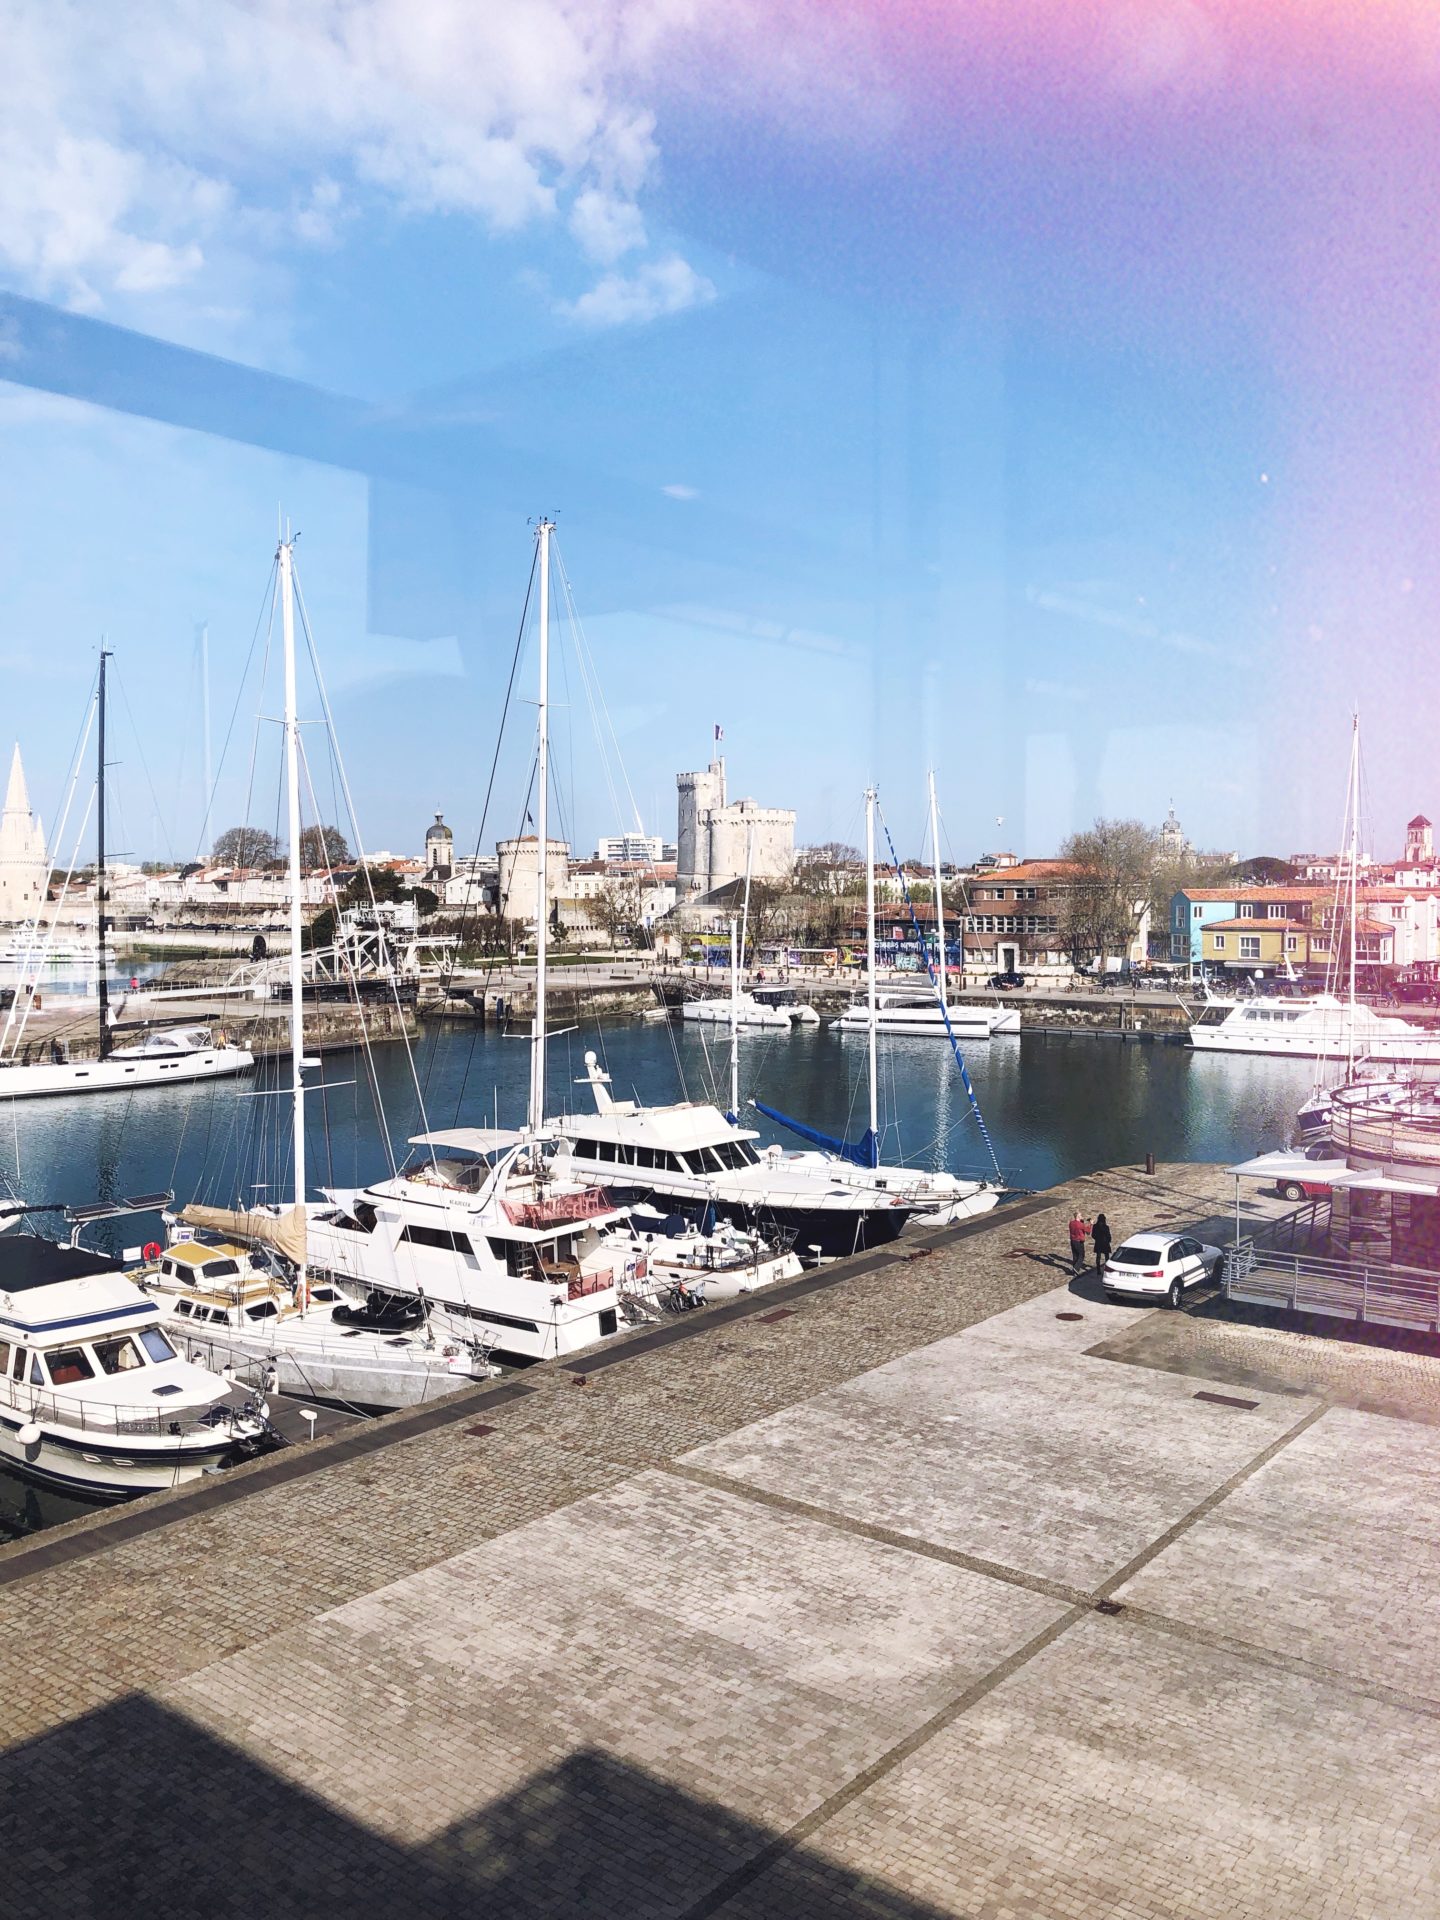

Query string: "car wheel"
[1167, 1277, 1184, 1311]
[1280, 1181, 1305, 1201]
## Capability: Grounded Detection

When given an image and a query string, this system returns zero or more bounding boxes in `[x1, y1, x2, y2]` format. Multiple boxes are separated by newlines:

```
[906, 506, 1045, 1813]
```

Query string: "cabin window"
[0, 1342, 9, 1373]
[174, 1298, 194, 1315]
[94, 1336, 143, 1374]
[29, 1353, 45, 1384]
[245, 1301, 279, 1321]
[45, 1346, 96, 1385]
[11, 1347, 27, 1380]
[202, 1259, 241, 1280]
[162, 1259, 180, 1279]
[399, 1224, 475, 1256]
[138, 1327, 177, 1363]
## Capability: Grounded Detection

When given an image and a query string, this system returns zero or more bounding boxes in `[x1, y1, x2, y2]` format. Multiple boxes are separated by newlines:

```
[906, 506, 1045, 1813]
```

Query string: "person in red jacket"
[1068, 1211, 1090, 1272]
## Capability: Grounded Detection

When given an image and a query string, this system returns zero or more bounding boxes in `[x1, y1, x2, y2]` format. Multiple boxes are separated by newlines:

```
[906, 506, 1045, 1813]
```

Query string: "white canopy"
[407, 1127, 523, 1155]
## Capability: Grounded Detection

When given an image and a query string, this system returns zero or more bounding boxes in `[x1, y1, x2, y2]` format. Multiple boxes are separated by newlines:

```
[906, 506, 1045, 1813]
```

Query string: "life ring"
[142, 1241, 163, 1263]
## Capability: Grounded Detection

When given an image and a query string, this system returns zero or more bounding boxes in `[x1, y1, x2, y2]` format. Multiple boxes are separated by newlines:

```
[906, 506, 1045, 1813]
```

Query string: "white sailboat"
[755, 786, 1004, 1227]
[0, 654, 254, 1099]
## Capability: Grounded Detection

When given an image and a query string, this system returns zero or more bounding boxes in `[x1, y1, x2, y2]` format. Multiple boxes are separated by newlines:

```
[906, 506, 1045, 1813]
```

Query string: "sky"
[0, 0, 1436, 870]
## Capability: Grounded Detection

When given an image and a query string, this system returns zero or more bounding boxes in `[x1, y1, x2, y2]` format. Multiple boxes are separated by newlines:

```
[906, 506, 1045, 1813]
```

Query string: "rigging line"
[292, 564, 409, 1175]
[553, 541, 690, 1099]
[876, 800, 1004, 1183]
[110, 661, 176, 869]
[194, 555, 281, 864]
[424, 542, 538, 1069]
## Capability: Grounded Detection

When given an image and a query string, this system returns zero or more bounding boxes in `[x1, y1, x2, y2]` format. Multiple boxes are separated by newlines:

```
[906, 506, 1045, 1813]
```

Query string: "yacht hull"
[0, 1047, 255, 1098]
[0, 1410, 259, 1501]
[165, 1325, 486, 1412]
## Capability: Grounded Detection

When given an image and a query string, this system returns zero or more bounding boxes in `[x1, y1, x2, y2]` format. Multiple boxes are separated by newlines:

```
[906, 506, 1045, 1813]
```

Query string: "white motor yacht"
[617, 1206, 804, 1302]
[761, 1150, 1001, 1227]
[546, 1054, 916, 1261]
[682, 990, 791, 1029]
[0, 1233, 275, 1499]
[139, 1233, 500, 1410]
[834, 990, 1020, 1039]
[1189, 994, 1440, 1063]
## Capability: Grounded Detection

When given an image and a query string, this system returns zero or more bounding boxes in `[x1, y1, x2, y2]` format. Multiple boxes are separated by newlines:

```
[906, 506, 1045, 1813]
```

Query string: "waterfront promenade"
[4, 1161, 1438, 1918]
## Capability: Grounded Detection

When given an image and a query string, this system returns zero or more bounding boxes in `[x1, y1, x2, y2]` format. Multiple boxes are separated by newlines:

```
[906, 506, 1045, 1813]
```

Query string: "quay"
[4, 1160, 1438, 1918]
[0, 992, 418, 1064]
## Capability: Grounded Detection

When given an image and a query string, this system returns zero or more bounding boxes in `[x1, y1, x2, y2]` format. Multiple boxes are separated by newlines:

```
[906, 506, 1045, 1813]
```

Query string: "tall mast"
[96, 649, 111, 1059]
[864, 785, 878, 1145]
[729, 913, 740, 1118]
[528, 519, 554, 1135]
[200, 621, 212, 830]
[279, 534, 307, 1295]
[1346, 712, 1360, 1049]
[928, 770, 948, 1014]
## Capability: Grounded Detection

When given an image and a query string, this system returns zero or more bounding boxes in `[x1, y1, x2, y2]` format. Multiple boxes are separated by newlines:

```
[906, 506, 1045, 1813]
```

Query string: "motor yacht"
[546, 1053, 915, 1261]
[1188, 993, 1440, 1063]
[0, 1233, 275, 1499]
[139, 1232, 501, 1409]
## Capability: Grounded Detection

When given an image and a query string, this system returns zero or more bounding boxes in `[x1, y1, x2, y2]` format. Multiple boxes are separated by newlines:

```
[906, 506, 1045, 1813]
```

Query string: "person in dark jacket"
[1092, 1213, 1113, 1274]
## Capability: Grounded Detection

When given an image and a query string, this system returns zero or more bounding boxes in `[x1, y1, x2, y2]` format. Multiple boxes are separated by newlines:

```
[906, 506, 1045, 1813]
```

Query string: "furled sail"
[753, 1101, 879, 1170]
[177, 1203, 307, 1265]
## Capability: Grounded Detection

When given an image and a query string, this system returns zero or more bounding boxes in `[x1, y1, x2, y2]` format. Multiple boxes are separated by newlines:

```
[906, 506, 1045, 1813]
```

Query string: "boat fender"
[142, 1242, 163, 1263]
[16, 1423, 41, 1447]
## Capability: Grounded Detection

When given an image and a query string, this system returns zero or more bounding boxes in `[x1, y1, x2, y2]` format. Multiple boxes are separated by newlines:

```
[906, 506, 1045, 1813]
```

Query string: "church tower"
[0, 745, 48, 923]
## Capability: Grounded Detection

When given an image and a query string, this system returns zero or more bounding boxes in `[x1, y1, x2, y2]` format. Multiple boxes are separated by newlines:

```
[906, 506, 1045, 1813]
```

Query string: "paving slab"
[173, 1469, 1063, 1883]
[726, 1613, 1440, 1920]
[684, 1284, 1313, 1592]
[1116, 1403, 1440, 1698]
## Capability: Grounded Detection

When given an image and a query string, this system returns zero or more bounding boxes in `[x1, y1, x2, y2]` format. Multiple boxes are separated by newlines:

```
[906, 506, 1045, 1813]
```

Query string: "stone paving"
[4, 1160, 1440, 1919]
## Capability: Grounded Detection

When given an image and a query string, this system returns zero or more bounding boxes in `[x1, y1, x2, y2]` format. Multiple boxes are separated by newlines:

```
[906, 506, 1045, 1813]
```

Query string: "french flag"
[714, 723, 724, 743]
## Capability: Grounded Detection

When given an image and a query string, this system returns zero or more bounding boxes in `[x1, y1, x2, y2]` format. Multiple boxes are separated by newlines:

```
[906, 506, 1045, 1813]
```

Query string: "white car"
[1102, 1231, 1223, 1308]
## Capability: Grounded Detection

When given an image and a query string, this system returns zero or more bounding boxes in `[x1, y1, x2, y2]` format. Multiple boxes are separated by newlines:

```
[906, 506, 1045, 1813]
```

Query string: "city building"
[961, 861, 1151, 980]
[595, 833, 675, 866]
[1173, 881, 1440, 974]
[1405, 814, 1433, 866]
[0, 745, 49, 924]
[1158, 804, 1188, 861]
[676, 755, 795, 898]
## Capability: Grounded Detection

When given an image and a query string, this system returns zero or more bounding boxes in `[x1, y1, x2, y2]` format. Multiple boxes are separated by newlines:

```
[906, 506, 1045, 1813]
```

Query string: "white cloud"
[662, 482, 699, 500]
[562, 253, 715, 328]
[0, 0, 708, 337]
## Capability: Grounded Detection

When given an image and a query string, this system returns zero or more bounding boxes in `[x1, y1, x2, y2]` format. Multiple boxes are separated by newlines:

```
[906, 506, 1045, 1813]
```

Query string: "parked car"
[1276, 1177, 1332, 1203]
[1102, 1231, 1223, 1308]
[988, 969, 1026, 989]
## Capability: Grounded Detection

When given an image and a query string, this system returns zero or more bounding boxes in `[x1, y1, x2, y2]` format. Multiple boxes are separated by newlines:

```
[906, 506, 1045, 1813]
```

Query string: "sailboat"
[755, 785, 1005, 1226]
[0, 654, 255, 1098]
[1190, 717, 1440, 1065]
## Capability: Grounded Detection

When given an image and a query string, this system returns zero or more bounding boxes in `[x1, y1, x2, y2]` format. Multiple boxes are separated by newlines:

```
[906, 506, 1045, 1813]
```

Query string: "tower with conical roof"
[0, 745, 49, 923]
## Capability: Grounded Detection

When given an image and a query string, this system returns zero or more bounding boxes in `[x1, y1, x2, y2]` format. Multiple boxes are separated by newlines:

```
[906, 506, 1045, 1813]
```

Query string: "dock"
[3, 1160, 1438, 1917]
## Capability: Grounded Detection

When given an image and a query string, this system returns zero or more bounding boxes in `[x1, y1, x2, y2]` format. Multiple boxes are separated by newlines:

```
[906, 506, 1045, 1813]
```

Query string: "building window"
[1239, 936, 1261, 960]
[1193, 905, 1203, 918]
[1284, 935, 1299, 952]
[1213, 935, 1227, 952]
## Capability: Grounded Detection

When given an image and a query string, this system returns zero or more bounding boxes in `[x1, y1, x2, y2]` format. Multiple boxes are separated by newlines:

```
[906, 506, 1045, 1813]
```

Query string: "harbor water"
[0, 1019, 1318, 1537]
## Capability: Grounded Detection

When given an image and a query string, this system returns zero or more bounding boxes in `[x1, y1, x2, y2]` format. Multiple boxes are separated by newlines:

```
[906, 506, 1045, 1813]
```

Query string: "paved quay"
[4, 1161, 1439, 1919]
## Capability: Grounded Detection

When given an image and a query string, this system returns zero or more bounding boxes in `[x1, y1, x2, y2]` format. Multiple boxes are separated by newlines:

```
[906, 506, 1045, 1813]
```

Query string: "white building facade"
[676, 756, 794, 899]
[0, 746, 49, 924]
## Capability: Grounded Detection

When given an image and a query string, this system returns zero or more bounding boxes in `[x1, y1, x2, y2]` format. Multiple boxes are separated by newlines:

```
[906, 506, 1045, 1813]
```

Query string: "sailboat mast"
[96, 649, 111, 1060]
[279, 535, 307, 1291]
[928, 770, 947, 1014]
[864, 785, 879, 1143]
[729, 913, 740, 1118]
[528, 519, 554, 1135]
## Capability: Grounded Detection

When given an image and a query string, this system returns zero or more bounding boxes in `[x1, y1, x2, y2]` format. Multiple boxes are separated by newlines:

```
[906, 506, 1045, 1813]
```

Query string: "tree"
[792, 843, 864, 897]
[1058, 819, 1159, 965]
[211, 825, 279, 869]
[740, 880, 788, 963]
[591, 872, 645, 949]
[298, 824, 351, 871]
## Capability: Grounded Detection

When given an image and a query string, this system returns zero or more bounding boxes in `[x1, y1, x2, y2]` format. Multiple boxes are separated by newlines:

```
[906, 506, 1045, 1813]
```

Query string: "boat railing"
[1223, 1237, 1440, 1333]
[0, 1371, 250, 1439]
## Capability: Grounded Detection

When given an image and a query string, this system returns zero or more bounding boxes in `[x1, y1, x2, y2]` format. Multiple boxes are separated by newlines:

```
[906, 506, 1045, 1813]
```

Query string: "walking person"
[1068, 1209, 1090, 1273]
[1092, 1212, 1113, 1277]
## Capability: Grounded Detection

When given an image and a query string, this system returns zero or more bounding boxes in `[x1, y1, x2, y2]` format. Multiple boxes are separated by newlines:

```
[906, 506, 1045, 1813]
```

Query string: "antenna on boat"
[96, 647, 112, 1062]
[278, 528, 309, 1305]
[528, 518, 555, 1136]
[864, 786, 879, 1149]
[928, 771, 947, 1018]
[729, 914, 740, 1118]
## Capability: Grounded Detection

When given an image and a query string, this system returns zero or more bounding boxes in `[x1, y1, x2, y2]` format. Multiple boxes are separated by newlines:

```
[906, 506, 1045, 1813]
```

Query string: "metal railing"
[1223, 1237, 1440, 1333]
[0, 1370, 248, 1439]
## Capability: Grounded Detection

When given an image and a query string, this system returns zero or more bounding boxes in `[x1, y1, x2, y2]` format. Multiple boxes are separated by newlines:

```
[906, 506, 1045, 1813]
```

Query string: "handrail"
[1224, 1234, 1440, 1331]
[0, 1370, 250, 1439]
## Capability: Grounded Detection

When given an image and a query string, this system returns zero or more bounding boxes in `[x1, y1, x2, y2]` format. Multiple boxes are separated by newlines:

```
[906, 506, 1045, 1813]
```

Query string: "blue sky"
[1, 1, 1436, 870]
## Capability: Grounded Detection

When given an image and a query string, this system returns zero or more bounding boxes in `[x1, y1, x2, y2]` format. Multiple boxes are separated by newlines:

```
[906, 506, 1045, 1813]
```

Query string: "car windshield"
[1112, 1243, 1163, 1266]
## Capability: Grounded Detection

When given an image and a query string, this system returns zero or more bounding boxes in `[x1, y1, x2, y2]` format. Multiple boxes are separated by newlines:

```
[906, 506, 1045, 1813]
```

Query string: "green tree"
[211, 825, 280, 869]
[298, 824, 351, 871]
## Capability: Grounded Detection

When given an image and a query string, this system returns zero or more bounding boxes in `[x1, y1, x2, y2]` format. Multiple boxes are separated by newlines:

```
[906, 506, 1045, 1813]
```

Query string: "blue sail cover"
[754, 1101, 880, 1169]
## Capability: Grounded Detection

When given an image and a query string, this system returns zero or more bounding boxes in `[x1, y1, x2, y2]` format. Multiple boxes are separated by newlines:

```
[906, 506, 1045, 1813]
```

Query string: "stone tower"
[1405, 814, 1433, 865]
[0, 745, 48, 924]
[677, 757, 726, 896]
